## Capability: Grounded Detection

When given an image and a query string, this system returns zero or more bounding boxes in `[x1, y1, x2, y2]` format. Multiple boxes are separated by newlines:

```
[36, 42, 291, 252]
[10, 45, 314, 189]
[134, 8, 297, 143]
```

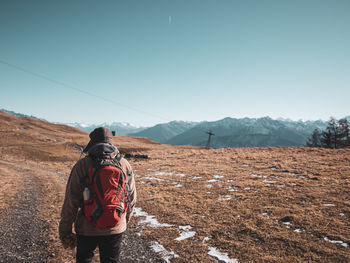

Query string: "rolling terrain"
[0, 110, 349, 262]
[129, 121, 197, 143]
[67, 116, 329, 148]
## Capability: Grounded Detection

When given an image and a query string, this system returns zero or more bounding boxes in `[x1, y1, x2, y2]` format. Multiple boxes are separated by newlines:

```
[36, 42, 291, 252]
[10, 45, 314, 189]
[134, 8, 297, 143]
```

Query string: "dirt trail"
[0, 164, 49, 262]
[0, 160, 166, 263]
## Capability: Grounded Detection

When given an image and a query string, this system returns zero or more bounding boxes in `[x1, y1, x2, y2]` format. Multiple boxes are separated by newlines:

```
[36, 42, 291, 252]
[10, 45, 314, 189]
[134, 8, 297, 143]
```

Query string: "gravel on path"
[0, 168, 50, 263]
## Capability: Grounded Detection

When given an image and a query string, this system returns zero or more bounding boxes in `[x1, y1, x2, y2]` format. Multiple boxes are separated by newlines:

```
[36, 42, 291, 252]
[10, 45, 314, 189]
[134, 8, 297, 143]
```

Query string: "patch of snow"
[227, 179, 234, 183]
[244, 187, 251, 190]
[207, 246, 239, 263]
[206, 184, 213, 188]
[208, 179, 219, 183]
[228, 186, 236, 192]
[294, 229, 302, 233]
[150, 241, 179, 262]
[242, 164, 249, 167]
[153, 171, 174, 176]
[134, 207, 148, 217]
[214, 175, 224, 179]
[175, 225, 196, 241]
[280, 171, 297, 175]
[207, 191, 212, 194]
[192, 176, 202, 180]
[262, 213, 268, 216]
[339, 213, 345, 217]
[203, 236, 211, 243]
[263, 180, 276, 184]
[219, 195, 233, 201]
[323, 204, 336, 207]
[172, 182, 182, 187]
[142, 176, 165, 181]
[324, 237, 348, 248]
[282, 221, 291, 228]
[134, 207, 172, 228]
[79, 123, 90, 128]
[179, 225, 192, 231]
[175, 231, 196, 241]
[176, 173, 187, 177]
[139, 181, 146, 184]
[251, 174, 262, 177]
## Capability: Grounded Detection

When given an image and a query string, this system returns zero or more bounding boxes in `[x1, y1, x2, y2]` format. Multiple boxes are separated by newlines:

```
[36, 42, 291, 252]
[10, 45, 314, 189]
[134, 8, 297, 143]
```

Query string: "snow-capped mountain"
[166, 117, 329, 148]
[3, 108, 348, 148]
[66, 122, 146, 135]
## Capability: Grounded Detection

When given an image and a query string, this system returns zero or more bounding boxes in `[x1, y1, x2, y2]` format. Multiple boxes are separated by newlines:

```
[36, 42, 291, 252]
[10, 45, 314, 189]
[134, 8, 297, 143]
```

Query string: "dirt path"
[120, 229, 166, 263]
[0, 165, 50, 262]
[0, 160, 167, 263]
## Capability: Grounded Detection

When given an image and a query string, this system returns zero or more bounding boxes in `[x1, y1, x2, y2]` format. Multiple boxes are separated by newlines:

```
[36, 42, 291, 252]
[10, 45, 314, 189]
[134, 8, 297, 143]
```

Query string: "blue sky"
[1, 0, 349, 126]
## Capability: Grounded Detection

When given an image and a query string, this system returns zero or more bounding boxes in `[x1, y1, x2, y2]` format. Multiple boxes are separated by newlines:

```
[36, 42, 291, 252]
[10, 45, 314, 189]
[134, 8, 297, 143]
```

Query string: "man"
[59, 127, 137, 263]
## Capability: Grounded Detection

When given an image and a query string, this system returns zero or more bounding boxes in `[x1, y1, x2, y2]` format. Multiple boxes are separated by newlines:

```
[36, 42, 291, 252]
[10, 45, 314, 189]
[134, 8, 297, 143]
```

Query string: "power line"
[0, 58, 211, 141]
[0, 58, 169, 122]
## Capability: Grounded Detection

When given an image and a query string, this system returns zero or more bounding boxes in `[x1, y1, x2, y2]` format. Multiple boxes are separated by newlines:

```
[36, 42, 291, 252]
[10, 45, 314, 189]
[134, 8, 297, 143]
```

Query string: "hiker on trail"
[59, 127, 137, 263]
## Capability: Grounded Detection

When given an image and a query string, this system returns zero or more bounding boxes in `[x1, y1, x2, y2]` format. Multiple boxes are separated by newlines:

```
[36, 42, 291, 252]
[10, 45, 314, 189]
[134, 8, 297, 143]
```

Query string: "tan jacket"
[59, 144, 136, 238]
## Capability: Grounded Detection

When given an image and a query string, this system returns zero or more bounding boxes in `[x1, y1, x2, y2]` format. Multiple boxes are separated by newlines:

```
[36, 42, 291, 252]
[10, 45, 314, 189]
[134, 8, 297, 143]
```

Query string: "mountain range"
[62, 117, 334, 148]
[129, 121, 198, 143]
[3, 108, 348, 148]
[64, 122, 145, 135]
[166, 117, 328, 148]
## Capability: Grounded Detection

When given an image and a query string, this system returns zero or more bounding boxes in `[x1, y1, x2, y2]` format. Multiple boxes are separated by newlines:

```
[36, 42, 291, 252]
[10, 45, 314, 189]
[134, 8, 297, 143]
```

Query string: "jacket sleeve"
[122, 159, 137, 222]
[58, 160, 85, 239]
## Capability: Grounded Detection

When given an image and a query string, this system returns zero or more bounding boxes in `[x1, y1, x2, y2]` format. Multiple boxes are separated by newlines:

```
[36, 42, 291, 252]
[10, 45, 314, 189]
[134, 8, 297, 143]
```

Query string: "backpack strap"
[90, 163, 105, 222]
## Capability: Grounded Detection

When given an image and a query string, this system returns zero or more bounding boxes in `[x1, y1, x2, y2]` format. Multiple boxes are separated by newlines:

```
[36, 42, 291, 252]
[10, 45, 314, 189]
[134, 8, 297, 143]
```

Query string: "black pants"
[76, 233, 123, 263]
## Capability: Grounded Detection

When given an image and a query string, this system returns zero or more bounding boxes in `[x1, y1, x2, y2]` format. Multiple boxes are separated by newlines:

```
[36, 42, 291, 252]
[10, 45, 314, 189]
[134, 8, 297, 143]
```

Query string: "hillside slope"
[129, 121, 197, 143]
[0, 110, 349, 263]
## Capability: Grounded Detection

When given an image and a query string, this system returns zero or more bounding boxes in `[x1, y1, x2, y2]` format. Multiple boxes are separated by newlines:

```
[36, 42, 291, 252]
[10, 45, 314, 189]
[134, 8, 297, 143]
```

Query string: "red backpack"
[82, 157, 130, 229]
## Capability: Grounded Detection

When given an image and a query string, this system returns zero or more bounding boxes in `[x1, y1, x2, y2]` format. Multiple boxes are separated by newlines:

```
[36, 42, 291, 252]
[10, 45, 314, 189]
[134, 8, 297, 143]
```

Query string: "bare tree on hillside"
[338, 118, 350, 148]
[306, 128, 321, 147]
[319, 118, 350, 149]
[320, 128, 332, 148]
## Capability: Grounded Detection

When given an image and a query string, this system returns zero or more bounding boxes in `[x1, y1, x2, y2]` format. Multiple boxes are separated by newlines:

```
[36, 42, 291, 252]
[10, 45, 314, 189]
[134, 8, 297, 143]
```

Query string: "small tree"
[307, 128, 321, 147]
[319, 117, 350, 148]
[321, 128, 332, 148]
[338, 118, 350, 148]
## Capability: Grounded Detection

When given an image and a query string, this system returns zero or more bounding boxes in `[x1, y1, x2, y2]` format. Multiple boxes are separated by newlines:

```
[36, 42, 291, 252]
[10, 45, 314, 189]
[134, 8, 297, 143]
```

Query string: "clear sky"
[1, 0, 349, 126]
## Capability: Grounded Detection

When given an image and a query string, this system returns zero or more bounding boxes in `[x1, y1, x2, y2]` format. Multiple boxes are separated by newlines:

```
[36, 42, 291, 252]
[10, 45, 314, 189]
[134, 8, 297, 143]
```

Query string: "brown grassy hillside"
[0, 110, 349, 262]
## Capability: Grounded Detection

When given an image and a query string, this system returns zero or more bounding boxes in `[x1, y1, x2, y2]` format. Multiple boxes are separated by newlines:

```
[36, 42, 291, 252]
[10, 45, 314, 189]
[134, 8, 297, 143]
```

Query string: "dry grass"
[125, 146, 350, 262]
[0, 110, 349, 262]
[0, 165, 22, 212]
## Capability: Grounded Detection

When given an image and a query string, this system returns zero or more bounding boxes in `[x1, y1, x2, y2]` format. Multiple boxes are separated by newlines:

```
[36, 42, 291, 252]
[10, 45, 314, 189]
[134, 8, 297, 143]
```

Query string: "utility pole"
[206, 131, 215, 147]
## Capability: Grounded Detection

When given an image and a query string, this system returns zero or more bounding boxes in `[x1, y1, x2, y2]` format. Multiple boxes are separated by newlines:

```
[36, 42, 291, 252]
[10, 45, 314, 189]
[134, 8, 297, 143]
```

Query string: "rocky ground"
[0, 164, 49, 262]
[0, 159, 166, 263]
